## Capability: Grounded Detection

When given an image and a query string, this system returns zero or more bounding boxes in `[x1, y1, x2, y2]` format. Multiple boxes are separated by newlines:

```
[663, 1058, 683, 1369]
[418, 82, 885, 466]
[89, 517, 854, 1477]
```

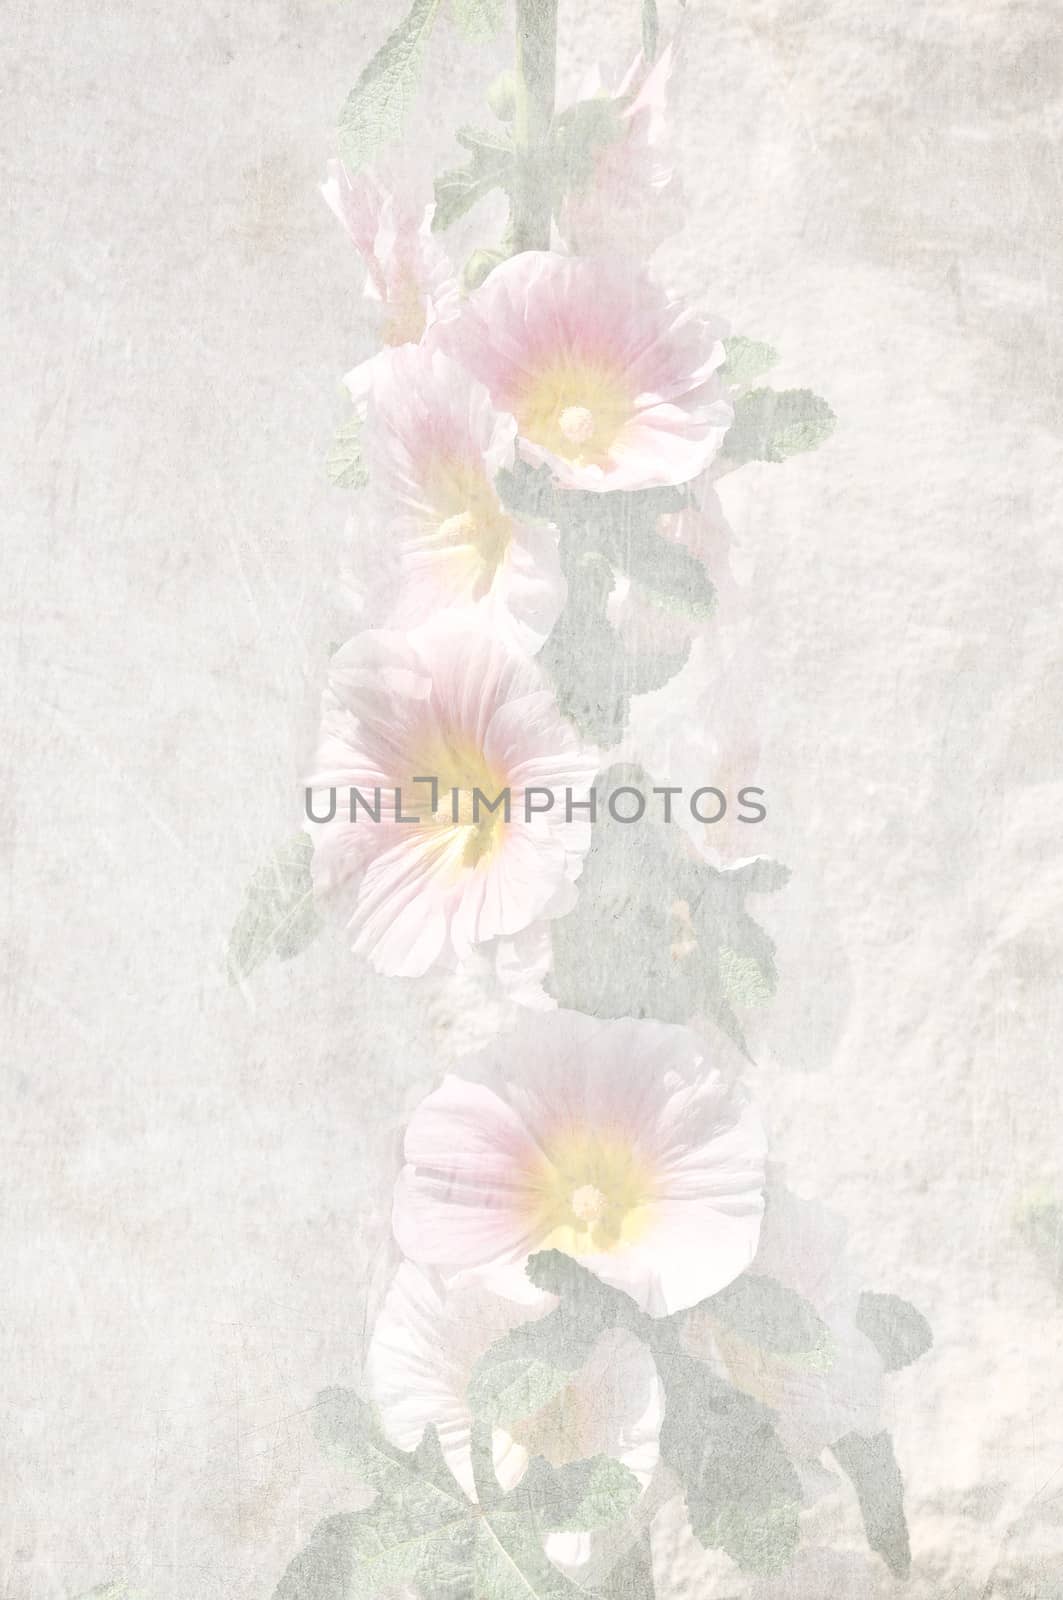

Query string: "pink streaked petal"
[453, 822, 570, 954]
[412, 618, 544, 752]
[394, 1082, 547, 1270]
[581, 1190, 763, 1313]
[483, 691, 596, 793]
[347, 829, 467, 976]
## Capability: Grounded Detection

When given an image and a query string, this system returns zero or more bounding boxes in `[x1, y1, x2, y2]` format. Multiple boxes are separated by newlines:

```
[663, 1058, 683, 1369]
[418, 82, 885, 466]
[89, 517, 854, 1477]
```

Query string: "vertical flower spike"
[354, 345, 565, 652]
[439, 252, 732, 492]
[304, 615, 598, 976]
[392, 1011, 766, 1314]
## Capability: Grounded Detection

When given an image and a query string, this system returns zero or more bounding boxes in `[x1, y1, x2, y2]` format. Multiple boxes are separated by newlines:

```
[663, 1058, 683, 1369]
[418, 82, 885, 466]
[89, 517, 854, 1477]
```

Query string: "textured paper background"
[4, 1, 1063, 1595]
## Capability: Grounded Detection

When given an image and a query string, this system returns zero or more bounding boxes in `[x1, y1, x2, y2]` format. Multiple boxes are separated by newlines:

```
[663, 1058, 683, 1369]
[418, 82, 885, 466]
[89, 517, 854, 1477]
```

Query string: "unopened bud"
[486, 70, 517, 122]
[462, 248, 506, 293]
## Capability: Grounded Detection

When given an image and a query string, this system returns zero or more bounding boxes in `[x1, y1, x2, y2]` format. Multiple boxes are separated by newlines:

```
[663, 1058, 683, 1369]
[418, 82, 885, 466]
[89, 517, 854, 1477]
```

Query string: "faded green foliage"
[710, 1273, 831, 1361]
[290, 1259, 917, 1586]
[657, 1350, 801, 1574]
[544, 768, 787, 1051]
[525, 1455, 641, 1532]
[719, 945, 776, 1007]
[226, 834, 320, 981]
[723, 388, 836, 465]
[539, 555, 692, 747]
[855, 1291, 933, 1372]
[520, 1253, 802, 1575]
[452, 0, 505, 42]
[339, 0, 444, 173]
[719, 336, 779, 387]
[831, 1431, 911, 1578]
[274, 1387, 617, 1599]
[326, 411, 369, 489]
[434, 125, 515, 232]
[499, 465, 711, 745]
[467, 1344, 571, 1427]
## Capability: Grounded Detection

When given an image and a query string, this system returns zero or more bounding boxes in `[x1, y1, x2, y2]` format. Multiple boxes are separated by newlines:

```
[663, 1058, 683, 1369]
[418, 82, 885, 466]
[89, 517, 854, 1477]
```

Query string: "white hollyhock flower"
[364, 1262, 662, 1572]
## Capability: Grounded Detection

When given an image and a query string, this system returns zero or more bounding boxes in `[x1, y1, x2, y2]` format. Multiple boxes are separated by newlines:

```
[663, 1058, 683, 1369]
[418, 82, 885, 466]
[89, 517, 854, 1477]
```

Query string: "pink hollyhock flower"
[320, 162, 460, 402]
[365, 1264, 662, 1563]
[392, 1010, 766, 1315]
[350, 344, 564, 653]
[438, 252, 732, 493]
[558, 44, 683, 258]
[304, 616, 597, 977]
[682, 1180, 885, 1478]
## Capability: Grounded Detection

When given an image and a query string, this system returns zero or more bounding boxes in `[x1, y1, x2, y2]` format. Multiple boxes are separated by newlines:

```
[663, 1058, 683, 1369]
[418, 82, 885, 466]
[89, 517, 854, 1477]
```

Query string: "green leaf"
[473, 1256, 805, 1579]
[526, 1455, 641, 1532]
[855, 1291, 933, 1373]
[718, 945, 775, 1007]
[723, 387, 836, 465]
[469, 1255, 650, 1432]
[433, 125, 514, 231]
[525, 1250, 645, 1335]
[718, 336, 779, 387]
[226, 834, 320, 982]
[326, 411, 369, 489]
[273, 1512, 361, 1600]
[467, 1348, 571, 1427]
[602, 512, 716, 623]
[338, 0, 444, 173]
[708, 1273, 831, 1360]
[544, 767, 788, 1049]
[276, 1388, 588, 1600]
[452, 0, 505, 41]
[831, 1430, 911, 1578]
[656, 1350, 801, 1575]
[496, 467, 708, 744]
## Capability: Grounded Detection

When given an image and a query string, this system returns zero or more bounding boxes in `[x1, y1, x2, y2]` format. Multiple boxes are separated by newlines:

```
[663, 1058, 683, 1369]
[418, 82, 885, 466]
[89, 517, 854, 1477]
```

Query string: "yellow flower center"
[558, 405, 596, 445]
[518, 358, 632, 466]
[405, 734, 508, 869]
[424, 461, 513, 596]
[532, 1129, 652, 1255]
[570, 1183, 609, 1224]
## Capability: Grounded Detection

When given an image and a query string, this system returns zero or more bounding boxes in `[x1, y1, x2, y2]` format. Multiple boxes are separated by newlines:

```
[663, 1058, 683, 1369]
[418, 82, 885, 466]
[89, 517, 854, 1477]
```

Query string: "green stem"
[512, 0, 558, 252]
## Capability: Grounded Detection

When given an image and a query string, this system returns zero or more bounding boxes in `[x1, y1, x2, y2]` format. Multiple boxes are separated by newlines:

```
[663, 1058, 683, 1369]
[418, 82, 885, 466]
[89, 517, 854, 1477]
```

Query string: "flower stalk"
[512, 0, 558, 251]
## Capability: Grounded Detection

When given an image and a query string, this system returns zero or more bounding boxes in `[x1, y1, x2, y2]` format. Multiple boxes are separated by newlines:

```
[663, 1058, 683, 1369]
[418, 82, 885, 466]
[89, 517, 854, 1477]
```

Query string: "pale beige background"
[3, 1, 1063, 1597]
